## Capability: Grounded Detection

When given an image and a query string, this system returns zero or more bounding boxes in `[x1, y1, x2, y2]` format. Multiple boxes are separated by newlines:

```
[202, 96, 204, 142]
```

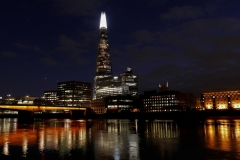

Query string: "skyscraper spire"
[100, 12, 107, 29]
[93, 12, 112, 99]
[95, 12, 111, 76]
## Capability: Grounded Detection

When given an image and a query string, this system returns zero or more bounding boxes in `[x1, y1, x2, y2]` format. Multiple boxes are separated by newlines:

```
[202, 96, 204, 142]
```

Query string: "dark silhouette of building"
[159, 81, 168, 92]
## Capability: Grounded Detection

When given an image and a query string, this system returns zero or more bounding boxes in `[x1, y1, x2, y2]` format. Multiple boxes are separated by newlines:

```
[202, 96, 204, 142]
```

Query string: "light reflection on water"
[0, 118, 240, 159]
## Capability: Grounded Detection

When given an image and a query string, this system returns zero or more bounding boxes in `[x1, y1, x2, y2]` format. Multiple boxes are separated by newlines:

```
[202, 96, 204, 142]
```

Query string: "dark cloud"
[160, 6, 204, 21]
[14, 43, 42, 53]
[75, 58, 89, 66]
[150, 0, 168, 5]
[121, 17, 240, 95]
[52, 0, 109, 17]
[1, 0, 240, 97]
[58, 35, 82, 48]
[39, 58, 59, 67]
[1, 51, 18, 58]
[55, 34, 90, 66]
[13, 43, 31, 50]
[131, 30, 155, 43]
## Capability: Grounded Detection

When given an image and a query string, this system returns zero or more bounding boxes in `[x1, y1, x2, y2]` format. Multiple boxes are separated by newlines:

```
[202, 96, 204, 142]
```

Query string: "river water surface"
[0, 118, 240, 160]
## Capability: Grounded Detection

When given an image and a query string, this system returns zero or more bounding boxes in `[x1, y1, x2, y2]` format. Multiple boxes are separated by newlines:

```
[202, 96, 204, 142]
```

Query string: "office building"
[104, 95, 138, 113]
[43, 90, 57, 105]
[95, 75, 130, 99]
[139, 86, 194, 112]
[57, 81, 91, 106]
[119, 68, 138, 97]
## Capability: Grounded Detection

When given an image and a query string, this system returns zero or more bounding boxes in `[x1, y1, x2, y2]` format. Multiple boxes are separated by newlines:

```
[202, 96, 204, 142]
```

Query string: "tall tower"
[93, 12, 112, 99]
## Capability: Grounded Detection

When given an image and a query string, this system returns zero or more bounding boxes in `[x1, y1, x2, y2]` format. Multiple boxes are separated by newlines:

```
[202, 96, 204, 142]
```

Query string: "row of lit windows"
[146, 109, 181, 112]
[144, 98, 175, 101]
[144, 102, 178, 105]
[145, 104, 177, 107]
[204, 94, 240, 98]
[108, 105, 131, 108]
[205, 99, 239, 102]
[150, 95, 176, 98]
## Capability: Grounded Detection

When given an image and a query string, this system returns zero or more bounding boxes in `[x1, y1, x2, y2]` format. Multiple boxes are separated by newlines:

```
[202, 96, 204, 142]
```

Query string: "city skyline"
[1, 0, 240, 97]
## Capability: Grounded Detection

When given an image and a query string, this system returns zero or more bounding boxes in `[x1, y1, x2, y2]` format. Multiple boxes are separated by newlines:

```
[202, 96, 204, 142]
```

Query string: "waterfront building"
[43, 90, 57, 105]
[15, 96, 39, 105]
[1, 95, 39, 105]
[90, 99, 106, 114]
[3, 94, 16, 104]
[139, 90, 194, 112]
[95, 75, 130, 99]
[57, 81, 91, 106]
[202, 90, 240, 110]
[195, 97, 204, 110]
[119, 68, 138, 97]
[104, 95, 138, 113]
[94, 12, 112, 99]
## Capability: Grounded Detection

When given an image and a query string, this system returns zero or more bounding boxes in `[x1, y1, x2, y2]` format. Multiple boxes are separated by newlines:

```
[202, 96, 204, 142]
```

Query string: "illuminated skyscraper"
[94, 12, 112, 99]
[119, 68, 138, 97]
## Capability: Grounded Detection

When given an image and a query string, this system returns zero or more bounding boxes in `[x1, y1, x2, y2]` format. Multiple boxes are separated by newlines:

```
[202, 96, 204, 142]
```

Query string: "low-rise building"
[90, 99, 106, 114]
[195, 97, 204, 110]
[43, 90, 57, 105]
[104, 95, 138, 113]
[139, 90, 194, 112]
[202, 90, 240, 110]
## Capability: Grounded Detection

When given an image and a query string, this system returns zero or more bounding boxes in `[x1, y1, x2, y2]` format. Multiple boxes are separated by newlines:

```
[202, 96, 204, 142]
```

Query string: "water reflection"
[204, 119, 240, 153]
[0, 118, 240, 159]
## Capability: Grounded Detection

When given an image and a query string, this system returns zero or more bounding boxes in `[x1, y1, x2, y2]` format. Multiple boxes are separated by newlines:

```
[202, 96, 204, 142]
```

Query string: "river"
[0, 118, 240, 160]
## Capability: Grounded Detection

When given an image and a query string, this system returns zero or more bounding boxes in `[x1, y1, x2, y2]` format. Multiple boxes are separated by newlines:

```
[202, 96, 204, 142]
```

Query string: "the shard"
[93, 12, 113, 99]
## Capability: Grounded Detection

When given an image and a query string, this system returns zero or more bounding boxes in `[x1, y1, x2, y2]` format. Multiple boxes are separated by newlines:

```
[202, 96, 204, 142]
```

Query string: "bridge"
[0, 105, 87, 112]
[0, 105, 90, 120]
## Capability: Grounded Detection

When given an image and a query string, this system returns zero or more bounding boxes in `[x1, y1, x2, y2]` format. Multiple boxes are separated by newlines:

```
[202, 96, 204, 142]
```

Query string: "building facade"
[95, 76, 130, 99]
[202, 90, 240, 110]
[139, 90, 194, 112]
[195, 97, 203, 110]
[90, 99, 106, 114]
[94, 12, 112, 99]
[43, 90, 57, 105]
[104, 95, 138, 113]
[57, 81, 91, 106]
[119, 68, 138, 97]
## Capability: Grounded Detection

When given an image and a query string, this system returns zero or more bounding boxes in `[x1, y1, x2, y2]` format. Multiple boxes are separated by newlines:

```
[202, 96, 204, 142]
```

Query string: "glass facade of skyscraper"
[94, 13, 138, 100]
[94, 12, 113, 99]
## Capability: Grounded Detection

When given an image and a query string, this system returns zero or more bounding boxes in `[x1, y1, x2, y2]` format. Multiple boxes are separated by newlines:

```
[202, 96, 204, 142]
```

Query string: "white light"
[100, 12, 107, 29]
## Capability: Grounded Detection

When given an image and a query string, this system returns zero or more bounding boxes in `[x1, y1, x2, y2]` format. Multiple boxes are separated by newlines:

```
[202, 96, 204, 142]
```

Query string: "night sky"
[1, 0, 240, 98]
